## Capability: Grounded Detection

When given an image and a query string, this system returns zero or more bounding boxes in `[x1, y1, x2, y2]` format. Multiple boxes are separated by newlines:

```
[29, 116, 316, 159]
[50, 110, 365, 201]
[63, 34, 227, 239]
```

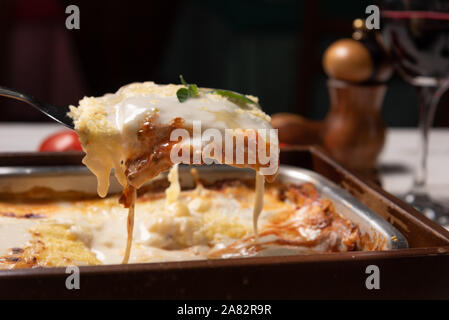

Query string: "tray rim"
[1, 246, 448, 278]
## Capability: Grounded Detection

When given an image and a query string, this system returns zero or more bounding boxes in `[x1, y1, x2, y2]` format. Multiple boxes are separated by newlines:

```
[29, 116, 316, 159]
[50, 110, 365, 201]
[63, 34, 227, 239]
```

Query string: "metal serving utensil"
[0, 86, 74, 129]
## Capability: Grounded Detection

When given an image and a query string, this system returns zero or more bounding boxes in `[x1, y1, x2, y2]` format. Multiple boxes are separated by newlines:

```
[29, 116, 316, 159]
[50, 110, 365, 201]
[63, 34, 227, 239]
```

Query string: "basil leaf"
[189, 83, 199, 96]
[177, 75, 200, 103]
[213, 89, 256, 110]
[176, 88, 190, 103]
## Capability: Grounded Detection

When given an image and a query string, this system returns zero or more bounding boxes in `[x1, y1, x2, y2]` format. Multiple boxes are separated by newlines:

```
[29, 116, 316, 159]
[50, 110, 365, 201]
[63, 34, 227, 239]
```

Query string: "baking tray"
[0, 164, 409, 251]
[0, 147, 448, 299]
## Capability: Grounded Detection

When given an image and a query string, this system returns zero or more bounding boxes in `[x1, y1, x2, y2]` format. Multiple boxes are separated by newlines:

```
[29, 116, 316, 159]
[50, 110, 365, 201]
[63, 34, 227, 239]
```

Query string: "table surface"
[0, 123, 448, 204]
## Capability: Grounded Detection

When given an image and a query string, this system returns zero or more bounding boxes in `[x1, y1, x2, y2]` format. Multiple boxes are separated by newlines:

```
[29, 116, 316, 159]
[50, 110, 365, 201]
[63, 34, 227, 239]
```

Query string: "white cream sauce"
[0, 218, 37, 256]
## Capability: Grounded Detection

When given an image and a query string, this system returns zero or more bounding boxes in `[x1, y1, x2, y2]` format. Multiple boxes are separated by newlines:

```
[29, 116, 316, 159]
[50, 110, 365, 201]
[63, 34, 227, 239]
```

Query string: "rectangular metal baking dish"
[0, 148, 448, 299]
[0, 164, 408, 251]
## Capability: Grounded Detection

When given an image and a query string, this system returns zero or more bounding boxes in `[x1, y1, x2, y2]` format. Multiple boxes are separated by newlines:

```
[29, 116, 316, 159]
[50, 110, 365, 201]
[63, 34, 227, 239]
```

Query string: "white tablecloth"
[0, 123, 448, 203]
[379, 128, 449, 206]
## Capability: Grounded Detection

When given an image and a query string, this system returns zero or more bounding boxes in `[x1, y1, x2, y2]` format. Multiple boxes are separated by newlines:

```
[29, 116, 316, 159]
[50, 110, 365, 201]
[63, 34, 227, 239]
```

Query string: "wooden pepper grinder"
[272, 19, 393, 178]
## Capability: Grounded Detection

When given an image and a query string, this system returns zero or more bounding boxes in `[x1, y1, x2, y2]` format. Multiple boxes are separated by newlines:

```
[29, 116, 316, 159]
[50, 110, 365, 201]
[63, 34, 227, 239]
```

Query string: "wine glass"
[379, 0, 449, 226]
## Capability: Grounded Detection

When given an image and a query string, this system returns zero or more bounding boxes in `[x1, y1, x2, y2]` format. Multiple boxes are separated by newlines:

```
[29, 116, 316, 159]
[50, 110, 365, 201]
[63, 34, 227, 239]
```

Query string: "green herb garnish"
[176, 75, 256, 110]
[176, 88, 190, 102]
[177, 75, 199, 103]
[212, 89, 256, 110]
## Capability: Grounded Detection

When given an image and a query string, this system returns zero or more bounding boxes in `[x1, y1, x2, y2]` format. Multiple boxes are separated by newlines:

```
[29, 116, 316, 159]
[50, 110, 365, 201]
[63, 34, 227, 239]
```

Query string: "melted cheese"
[68, 82, 279, 264]
[166, 163, 181, 204]
[122, 186, 136, 264]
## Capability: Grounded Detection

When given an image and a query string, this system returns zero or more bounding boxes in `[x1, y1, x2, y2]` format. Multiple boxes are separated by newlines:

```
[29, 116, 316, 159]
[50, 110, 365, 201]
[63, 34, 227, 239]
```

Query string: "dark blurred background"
[0, 0, 448, 126]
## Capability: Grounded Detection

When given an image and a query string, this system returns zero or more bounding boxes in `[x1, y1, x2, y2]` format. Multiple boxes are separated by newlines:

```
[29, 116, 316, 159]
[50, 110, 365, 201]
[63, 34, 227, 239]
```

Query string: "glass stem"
[412, 84, 445, 195]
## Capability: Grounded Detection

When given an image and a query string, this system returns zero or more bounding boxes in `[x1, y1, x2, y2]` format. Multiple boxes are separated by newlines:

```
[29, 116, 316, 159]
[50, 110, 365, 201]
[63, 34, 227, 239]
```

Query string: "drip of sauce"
[122, 186, 136, 264]
[165, 163, 181, 203]
[253, 172, 265, 238]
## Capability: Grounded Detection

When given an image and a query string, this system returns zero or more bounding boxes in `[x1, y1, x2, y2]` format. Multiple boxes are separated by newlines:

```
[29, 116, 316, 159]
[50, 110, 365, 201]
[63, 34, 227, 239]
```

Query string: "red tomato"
[38, 130, 83, 152]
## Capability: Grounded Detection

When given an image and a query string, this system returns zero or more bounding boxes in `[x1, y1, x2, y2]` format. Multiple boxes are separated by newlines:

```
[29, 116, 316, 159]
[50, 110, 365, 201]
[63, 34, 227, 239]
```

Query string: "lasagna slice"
[68, 81, 279, 263]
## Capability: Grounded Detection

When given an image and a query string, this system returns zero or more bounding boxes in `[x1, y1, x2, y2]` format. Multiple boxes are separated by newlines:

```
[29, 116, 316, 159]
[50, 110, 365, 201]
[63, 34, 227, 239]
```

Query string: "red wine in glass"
[379, 1, 449, 226]
[382, 10, 449, 83]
